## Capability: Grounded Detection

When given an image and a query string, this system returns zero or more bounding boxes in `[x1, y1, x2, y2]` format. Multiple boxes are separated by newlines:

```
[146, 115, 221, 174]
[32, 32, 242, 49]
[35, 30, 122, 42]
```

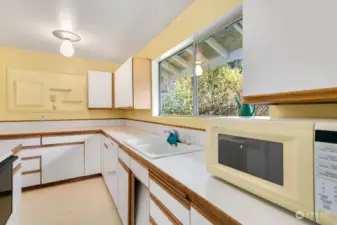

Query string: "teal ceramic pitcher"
[235, 96, 256, 117]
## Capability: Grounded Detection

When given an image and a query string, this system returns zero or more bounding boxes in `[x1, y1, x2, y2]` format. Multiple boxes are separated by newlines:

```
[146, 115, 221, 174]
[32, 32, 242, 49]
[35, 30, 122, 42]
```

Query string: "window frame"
[158, 14, 243, 116]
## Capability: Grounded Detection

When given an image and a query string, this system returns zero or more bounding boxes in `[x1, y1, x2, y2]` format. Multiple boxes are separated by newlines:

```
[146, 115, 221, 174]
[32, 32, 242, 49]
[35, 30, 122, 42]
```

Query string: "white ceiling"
[0, 0, 195, 63]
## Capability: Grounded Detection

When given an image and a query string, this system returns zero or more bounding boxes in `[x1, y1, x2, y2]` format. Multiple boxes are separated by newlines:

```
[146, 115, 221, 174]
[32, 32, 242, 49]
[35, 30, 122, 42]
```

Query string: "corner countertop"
[0, 125, 315, 225]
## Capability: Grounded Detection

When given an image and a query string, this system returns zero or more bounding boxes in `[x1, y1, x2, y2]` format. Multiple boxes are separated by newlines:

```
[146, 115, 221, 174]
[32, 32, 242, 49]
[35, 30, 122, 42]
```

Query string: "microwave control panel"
[315, 127, 337, 222]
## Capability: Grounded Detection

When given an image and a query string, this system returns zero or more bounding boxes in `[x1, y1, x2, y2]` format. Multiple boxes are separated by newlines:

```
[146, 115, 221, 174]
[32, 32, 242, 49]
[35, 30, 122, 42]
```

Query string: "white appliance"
[206, 117, 337, 224]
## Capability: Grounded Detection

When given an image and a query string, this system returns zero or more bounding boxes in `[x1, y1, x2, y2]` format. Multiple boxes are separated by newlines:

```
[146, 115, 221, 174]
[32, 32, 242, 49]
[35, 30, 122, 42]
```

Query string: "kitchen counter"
[102, 127, 315, 225]
[0, 125, 315, 225]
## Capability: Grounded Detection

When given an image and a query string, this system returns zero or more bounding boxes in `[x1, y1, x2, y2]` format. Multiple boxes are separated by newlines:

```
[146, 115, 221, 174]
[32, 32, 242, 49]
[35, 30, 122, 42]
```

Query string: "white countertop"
[0, 125, 316, 225]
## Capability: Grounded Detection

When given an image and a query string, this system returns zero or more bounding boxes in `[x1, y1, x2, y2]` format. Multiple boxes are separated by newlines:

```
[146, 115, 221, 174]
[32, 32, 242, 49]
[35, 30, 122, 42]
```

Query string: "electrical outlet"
[40, 115, 45, 120]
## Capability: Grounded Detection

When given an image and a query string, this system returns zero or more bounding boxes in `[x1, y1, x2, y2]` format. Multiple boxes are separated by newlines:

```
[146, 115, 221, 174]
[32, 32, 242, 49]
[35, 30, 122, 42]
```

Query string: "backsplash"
[125, 120, 206, 147]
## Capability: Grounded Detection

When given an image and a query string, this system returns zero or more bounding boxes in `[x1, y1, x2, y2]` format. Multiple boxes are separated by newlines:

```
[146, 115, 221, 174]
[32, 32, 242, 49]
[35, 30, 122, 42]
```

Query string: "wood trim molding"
[150, 194, 183, 225]
[13, 164, 21, 175]
[22, 169, 41, 175]
[243, 87, 337, 104]
[149, 216, 157, 225]
[189, 192, 240, 225]
[150, 172, 190, 209]
[22, 156, 41, 161]
[130, 173, 136, 225]
[22, 174, 102, 191]
[11, 144, 22, 155]
[118, 158, 130, 173]
[191, 202, 240, 225]
[22, 142, 84, 150]
[104, 143, 108, 149]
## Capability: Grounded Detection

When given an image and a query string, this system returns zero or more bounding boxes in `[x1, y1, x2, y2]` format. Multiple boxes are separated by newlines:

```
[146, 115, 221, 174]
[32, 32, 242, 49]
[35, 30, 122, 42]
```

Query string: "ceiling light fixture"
[52, 30, 81, 58]
[195, 60, 203, 76]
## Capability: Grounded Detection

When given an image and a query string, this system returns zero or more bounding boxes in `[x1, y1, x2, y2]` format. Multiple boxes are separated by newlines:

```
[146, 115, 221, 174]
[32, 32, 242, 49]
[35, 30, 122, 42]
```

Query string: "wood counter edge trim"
[150, 194, 183, 225]
[149, 165, 240, 225]
[243, 87, 337, 104]
[11, 144, 22, 155]
[149, 216, 157, 225]
[22, 155, 41, 161]
[22, 169, 41, 175]
[130, 173, 135, 225]
[118, 158, 130, 173]
[13, 164, 21, 175]
[191, 202, 240, 225]
[22, 142, 85, 150]
[189, 192, 241, 225]
[22, 173, 102, 192]
[149, 172, 190, 209]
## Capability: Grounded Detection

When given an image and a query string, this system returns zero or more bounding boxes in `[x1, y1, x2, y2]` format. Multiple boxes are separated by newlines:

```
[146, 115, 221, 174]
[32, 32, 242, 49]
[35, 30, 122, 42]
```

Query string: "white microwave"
[206, 117, 337, 225]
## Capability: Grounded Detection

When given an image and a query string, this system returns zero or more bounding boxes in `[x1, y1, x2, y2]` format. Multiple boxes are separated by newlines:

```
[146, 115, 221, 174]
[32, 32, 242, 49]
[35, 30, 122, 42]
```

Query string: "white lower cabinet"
[42, 144, 85, 184]
[84, 134, 102, 175]
[190, 206, 212, 225]
[117, 160, 130, 225]
[149, 178, 190, 225]
[150, 199, 173, 225]
[22, 173, 40, 188]
[103, 139, 118, 204]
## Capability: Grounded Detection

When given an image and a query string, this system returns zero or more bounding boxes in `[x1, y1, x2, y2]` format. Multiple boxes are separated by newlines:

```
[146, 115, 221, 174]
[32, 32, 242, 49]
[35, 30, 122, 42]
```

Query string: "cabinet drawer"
[118, 147, 130, 167]
[150, 199, 174, 225]
[22, 173, 40, 188]
[42, 135, 85, 145]
[130, 158, 148, 187]
[190, 206, 212, 225]
[22, 158, 40, 172]
[150, 179, 190, 225]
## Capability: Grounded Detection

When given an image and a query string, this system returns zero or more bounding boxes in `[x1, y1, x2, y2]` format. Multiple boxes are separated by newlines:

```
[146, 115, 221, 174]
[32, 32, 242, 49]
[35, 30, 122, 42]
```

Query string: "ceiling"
[0, 0, 195, 63]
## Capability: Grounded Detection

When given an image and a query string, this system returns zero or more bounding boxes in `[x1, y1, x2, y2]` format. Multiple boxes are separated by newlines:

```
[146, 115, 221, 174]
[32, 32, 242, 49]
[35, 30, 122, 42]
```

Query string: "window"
[159, 18, 269, 116]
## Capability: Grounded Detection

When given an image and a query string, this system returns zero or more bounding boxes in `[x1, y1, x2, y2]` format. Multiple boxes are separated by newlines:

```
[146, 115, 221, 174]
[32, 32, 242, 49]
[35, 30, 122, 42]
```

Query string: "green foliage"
[161, 59, 269, 116]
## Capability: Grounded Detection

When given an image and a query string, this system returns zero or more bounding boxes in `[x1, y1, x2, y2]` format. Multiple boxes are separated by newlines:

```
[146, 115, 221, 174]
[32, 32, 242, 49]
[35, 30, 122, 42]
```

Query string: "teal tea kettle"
[235, 96, 256, 117]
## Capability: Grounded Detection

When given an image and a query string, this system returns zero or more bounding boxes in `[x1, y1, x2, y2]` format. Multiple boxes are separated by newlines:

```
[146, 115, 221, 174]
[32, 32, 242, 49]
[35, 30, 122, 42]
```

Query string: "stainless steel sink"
[124, 137, 203, 159]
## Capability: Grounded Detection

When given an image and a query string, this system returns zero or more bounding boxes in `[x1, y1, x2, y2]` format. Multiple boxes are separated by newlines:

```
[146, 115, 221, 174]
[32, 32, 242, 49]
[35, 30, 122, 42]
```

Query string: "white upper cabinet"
[88, 71, 112, 109]
[115, 58, 133, 108]
[243, 1, 337, 97]
[114, 57, 151, 109]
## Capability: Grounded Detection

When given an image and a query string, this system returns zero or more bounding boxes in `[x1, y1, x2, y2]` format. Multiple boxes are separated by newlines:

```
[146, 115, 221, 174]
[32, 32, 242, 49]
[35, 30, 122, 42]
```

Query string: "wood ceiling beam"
[205, 37, 229, 59]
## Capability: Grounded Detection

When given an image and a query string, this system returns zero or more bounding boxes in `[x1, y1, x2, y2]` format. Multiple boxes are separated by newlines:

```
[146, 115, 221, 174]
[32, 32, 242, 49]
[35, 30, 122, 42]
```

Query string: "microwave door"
[218, 134, 283, 186]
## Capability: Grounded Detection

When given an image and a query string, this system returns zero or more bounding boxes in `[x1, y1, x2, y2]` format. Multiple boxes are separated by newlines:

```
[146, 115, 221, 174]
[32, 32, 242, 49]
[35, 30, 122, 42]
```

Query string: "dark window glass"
[218, 134, 283, 185]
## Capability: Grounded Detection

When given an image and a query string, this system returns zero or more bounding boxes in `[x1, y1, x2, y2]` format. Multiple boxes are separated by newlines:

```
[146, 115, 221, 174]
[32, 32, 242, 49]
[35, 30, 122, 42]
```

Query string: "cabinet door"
[243, 1, 337, 97]
[117, 160, 130, 225]
[88, 71, 112, 109]
[84, 134, 102, 175]
[115, 58, 133, 108]
[190, 206, 212, 225]
[42, 144, 85, 184]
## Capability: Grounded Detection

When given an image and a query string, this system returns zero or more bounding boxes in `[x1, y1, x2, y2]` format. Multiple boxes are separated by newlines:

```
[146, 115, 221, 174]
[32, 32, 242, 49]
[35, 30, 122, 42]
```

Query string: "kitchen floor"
[21, 176, 122, 225]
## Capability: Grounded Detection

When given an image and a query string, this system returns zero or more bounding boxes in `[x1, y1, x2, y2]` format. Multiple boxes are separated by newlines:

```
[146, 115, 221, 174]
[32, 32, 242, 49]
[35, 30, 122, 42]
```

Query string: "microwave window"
[218, 134, 283, 186]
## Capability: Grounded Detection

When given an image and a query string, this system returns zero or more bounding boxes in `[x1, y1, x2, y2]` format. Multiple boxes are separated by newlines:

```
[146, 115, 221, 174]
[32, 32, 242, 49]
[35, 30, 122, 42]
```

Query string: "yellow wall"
[125, 0, 242, 129]
[0, 47, 124, 121]
[270, 104, 337, 119]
